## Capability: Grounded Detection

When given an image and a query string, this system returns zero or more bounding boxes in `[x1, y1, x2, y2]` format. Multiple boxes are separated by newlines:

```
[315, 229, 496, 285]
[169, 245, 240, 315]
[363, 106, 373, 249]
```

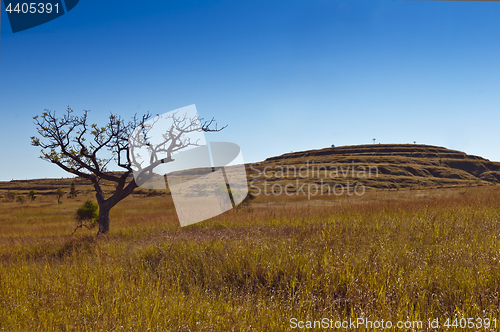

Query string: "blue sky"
[1, 0, 500, 181]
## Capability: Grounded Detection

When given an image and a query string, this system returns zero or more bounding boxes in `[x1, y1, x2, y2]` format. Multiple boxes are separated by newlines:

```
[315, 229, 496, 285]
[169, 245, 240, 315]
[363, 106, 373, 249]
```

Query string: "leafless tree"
[31, 107, 224, 234]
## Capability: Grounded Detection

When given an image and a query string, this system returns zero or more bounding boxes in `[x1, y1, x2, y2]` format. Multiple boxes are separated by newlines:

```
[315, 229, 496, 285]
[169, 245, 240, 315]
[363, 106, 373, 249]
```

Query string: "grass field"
[1, 184, 500, 331]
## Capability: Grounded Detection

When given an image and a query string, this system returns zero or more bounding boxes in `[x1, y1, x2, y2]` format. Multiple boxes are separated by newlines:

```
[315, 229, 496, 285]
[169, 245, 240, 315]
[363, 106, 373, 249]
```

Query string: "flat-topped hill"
[248, 144, 500, 190]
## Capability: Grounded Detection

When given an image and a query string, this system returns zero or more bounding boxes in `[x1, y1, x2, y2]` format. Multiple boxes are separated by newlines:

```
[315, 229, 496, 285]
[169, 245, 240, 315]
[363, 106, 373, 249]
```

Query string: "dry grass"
[0, 185, 500, 331]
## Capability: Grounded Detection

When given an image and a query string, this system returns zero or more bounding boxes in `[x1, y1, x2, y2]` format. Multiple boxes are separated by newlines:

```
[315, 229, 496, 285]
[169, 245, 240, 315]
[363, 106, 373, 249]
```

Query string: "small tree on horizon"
[32, 107, 224, 235]
[68, 180, 77, 198]
[28, 190, 37, 202]
[55, 188, 65, 203]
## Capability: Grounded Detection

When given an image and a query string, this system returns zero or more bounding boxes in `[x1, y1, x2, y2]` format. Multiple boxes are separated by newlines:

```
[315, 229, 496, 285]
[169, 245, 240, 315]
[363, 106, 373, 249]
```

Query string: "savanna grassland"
[1, 182, 500, 331]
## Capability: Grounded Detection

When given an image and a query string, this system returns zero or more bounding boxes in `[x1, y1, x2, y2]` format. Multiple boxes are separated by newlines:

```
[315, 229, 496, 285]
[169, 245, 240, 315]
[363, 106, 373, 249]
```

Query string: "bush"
[147, 189, 162, 197]
[73, 199, 99, 234]
[244, 190, 256, 202]
[231, 190, 256, 212]
[55, 188, 65, 203]
[16, 195, 25, 204]
[5, 191, 16, 202]
[28, 190, 37, 202]
[67, 181, 77, 198]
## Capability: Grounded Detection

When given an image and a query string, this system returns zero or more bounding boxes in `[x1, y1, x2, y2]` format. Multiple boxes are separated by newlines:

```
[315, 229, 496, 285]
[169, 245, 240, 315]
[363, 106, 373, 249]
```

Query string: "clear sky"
[1, 0, 499, 181]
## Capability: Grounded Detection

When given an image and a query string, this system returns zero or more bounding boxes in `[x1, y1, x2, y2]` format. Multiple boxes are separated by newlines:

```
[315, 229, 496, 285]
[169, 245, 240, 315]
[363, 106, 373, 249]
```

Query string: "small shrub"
[67, 181, 77, 198]
[5, 191, 16, 202]
[28, 190, 37, 202]
[242, 190, 256, 203]
[55, 188, 65, 203]
[16, 195, 25, 204]
[73, 199, 98, 234]
[147, 189, 162, 197]
[235, 191, 256, 211]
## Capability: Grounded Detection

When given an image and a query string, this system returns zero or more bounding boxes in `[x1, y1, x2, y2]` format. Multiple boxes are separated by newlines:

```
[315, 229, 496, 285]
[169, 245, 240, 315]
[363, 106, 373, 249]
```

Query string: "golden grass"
[0, 186, 500, 331]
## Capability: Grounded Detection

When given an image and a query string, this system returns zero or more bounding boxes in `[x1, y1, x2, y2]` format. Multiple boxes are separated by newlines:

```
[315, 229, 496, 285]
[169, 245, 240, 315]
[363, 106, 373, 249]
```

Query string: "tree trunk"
[97, 203, 111, 235]
[94, 178, 137, 235]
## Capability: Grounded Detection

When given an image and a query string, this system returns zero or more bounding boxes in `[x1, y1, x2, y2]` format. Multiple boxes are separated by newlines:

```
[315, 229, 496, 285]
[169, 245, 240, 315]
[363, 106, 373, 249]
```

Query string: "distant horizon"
[4, 142, 497, 182]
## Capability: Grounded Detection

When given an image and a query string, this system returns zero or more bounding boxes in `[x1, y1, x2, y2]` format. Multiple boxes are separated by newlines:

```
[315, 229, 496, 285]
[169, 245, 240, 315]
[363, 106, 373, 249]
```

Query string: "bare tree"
[31, 107, 224, 234]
